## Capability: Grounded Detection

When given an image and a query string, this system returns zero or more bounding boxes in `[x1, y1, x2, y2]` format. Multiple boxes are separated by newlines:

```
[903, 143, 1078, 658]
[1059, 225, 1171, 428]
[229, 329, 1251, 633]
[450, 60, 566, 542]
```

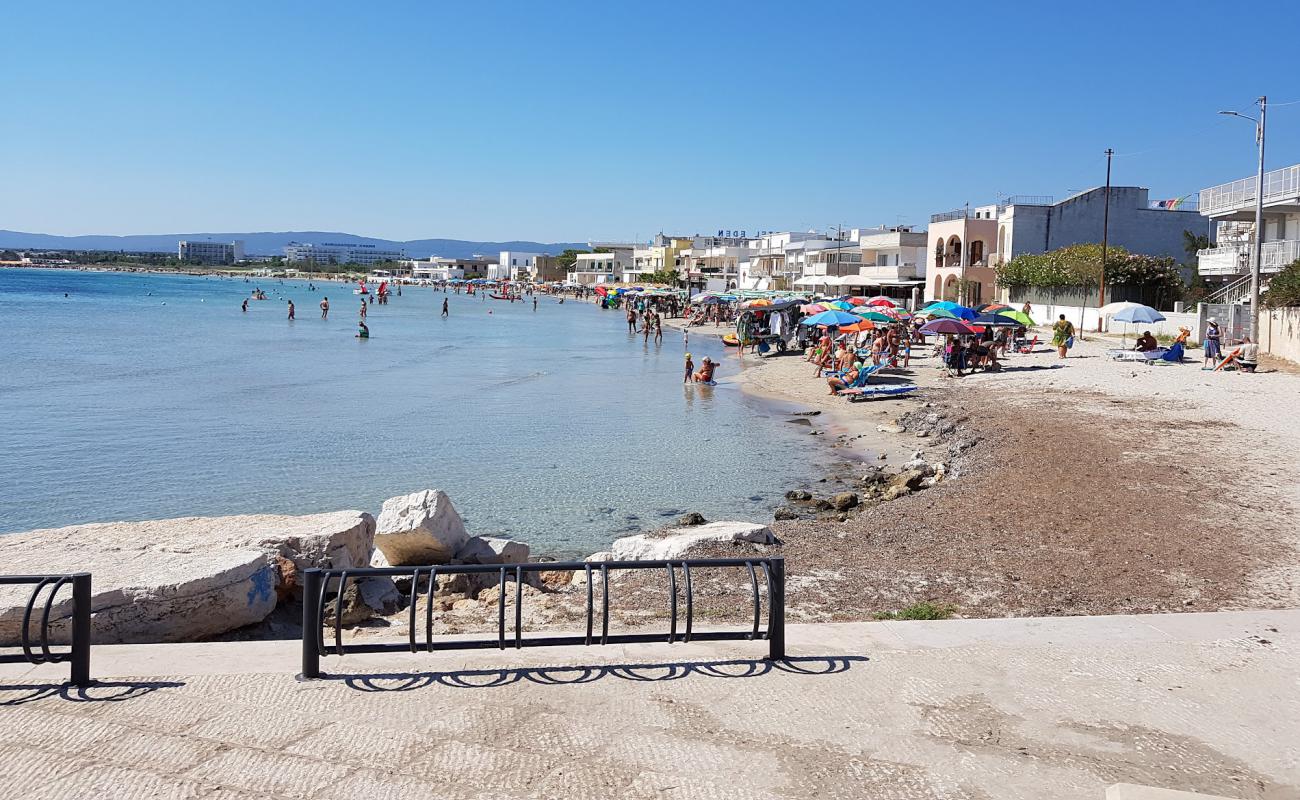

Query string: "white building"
[179, 239, 244, 265]
[283, 241, 403, 266]
[498, 251, 541, 280]
[400, 256, 494, 280]
[568, 251, 632, 285]
[1196, 162, 1300, 299]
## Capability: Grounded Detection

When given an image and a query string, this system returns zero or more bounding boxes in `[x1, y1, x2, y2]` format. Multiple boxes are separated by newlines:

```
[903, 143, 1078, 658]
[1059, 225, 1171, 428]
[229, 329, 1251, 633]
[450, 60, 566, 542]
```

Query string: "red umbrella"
[865, 296, 898, 307]
[845, 296, 868, 306]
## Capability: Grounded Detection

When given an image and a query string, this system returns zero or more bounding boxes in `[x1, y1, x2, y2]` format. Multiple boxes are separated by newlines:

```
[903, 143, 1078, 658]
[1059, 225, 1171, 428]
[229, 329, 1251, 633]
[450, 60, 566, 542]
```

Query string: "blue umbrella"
[800, 309, 862, 327]
[920, 300, 978, 320]
[1110, 304, 1165, 324]
[973, 312, 1021, 327]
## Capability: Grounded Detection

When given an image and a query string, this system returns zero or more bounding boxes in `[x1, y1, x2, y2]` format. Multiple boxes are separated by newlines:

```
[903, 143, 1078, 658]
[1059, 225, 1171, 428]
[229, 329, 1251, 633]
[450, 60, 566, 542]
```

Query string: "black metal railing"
[0, 574, 92, 686]
[299, 557, 784, 679]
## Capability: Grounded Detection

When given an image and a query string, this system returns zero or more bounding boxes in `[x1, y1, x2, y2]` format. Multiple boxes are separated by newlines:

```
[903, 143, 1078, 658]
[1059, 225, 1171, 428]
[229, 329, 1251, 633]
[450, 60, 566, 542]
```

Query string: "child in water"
[683, 353, 694, 383]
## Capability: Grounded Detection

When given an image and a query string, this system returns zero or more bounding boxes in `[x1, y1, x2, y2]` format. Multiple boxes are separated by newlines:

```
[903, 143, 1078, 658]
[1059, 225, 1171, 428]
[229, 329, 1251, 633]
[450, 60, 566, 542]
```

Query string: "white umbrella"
[1098, 301, 1144, 317]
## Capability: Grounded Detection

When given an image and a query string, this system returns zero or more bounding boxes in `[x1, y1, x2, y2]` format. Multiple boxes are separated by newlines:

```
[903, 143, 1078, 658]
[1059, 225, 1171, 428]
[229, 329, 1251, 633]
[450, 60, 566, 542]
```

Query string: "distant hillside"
[0, 230, 588, 260]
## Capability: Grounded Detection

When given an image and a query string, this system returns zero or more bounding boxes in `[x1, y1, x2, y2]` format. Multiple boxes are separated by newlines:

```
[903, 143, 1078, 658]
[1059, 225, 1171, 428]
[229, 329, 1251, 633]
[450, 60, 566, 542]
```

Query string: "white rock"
[374, 489, 468, 566]
[0, 511, 374, 645]
[610, 521, 775, 561]
[456, 536, 531, 565]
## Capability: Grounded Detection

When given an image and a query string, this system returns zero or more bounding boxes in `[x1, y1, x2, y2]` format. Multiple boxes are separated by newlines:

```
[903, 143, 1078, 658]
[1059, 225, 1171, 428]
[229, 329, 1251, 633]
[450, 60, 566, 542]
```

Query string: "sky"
[4, 0, 1300, 243]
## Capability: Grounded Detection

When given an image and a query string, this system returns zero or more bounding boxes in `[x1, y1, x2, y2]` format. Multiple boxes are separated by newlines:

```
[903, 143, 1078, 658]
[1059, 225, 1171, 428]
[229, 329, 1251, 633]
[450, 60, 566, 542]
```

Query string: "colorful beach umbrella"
[976, 302, 1011, 313]
[864, 296, 898, 307]
[840, 319, 875, 333]
[919, 318, 977, 335]
[800, 309, 863, 327]
[921, 300, 978, 320]
[825, 300, 854, 312]
[801, 303, 827, 313]
[854, 310, 895, 323]
[845, 296, 868, 306]
[993, 309, 1035, 326]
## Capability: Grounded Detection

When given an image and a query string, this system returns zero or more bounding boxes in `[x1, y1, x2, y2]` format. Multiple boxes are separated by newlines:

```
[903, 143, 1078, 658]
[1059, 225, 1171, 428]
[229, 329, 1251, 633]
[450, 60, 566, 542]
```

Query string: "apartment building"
[178, 239, 245, 265]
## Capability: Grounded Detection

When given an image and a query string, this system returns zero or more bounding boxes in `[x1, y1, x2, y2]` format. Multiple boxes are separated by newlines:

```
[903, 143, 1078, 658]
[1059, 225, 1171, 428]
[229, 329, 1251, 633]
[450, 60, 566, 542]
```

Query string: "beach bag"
[1065, 335, 1075, 349]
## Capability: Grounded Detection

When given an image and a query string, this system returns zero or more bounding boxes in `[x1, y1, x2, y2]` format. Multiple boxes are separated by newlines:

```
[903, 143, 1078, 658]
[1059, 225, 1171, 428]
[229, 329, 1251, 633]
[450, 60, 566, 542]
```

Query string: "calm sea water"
[0, 268, 823, 555]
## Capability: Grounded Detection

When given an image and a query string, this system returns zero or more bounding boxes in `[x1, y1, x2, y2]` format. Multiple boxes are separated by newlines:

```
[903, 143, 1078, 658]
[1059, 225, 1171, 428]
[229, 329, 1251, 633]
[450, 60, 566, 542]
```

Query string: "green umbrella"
[853, 309, 895, 323]
[918, 307, 960, 320]
[995, 309, 1035, 326]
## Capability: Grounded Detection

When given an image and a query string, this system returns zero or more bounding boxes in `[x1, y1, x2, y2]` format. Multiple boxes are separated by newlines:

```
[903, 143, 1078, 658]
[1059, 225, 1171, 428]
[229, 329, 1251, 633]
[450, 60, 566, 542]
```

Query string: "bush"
[1265, 259, 1300, 308]
[873, 602, 955, 621]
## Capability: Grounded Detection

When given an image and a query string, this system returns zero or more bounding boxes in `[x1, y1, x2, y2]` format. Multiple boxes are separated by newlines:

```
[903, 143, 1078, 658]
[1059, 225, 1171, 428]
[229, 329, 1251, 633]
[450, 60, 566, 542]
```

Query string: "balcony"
[1197, 239, 1300, 276]
[1199, 164, 1300, 218]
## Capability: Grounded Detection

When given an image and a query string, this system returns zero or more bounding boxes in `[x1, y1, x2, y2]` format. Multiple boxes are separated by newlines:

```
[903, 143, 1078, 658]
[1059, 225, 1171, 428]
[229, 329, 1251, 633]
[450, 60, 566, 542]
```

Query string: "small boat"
[490, 293, 513, 300]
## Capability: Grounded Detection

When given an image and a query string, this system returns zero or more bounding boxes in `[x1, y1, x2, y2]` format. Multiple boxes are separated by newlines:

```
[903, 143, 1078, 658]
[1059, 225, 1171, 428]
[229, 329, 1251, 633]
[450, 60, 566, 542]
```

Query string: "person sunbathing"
[827, 363, 862, 395]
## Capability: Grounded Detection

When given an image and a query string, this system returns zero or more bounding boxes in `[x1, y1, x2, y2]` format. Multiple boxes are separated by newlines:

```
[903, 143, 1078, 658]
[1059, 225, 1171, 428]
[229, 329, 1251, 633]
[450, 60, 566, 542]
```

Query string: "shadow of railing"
[334, 655, 866, 692]
[0, 679, 186, 706]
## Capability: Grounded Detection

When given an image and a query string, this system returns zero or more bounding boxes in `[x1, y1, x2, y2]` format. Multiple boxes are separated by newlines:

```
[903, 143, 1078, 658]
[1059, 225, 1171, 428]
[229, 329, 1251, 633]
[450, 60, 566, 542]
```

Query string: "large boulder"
[0, 511, 375, 645]
[610, 521, 775, 561]
[456, 536, 530, 565]
[374, 490, 468, 566]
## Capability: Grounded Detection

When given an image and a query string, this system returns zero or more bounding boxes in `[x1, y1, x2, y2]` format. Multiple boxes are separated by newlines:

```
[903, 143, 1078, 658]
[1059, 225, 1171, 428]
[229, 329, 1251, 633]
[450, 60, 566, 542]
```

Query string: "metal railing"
[1200, 164, 1300, 216]
[0, 574, 92, 686]
[299, 558, 785, 680]
[1197, 239, 1300, 276]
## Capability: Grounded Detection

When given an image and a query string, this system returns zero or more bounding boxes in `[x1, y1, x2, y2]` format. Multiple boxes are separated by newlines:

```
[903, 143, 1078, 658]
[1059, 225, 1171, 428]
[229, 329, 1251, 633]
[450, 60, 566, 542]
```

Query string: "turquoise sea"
[0, 268, 823, 555]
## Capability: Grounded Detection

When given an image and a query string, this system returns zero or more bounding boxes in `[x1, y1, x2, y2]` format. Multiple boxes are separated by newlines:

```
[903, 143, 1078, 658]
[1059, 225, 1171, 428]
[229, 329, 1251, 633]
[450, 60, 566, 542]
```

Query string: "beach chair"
[1147, 342, 1185, 366]
[842, 385, 919, 401]
[1015, 335, 1038, 354]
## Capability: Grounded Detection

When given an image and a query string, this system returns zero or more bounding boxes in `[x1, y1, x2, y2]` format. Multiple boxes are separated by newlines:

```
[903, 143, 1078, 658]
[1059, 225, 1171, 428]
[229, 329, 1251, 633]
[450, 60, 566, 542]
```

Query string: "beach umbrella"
[864, 296, 898, 307]
[1099, 301, 1145, 317]
[844, 296, 868, 306]
[974, 312, 1022, 327]
[917, 307, 959, 320]
[993, 309, 1035, 326]
[825, 300, 854, 312]
[840, 319, 875, 333]
[880, 306, 911, 319]
[920, 300, 978, 320]
[919, 318, 977, 336]
[1110, 304, 1165, 324]
[800, 309, 863, 327]
[854, 310, 895, 323]
[743, 298, 773, 308]
[975, 302, 1011, 313]
[801, 303, 827, 313]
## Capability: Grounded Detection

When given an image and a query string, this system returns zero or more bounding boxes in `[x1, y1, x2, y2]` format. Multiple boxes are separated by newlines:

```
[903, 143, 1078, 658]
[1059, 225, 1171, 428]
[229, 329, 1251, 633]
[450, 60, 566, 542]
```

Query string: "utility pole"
[1251, 96, 1267, 342]
[1096, 148, 1113, 332]
[1219, 96, 1267, 342]
[960, 202, 969, 304]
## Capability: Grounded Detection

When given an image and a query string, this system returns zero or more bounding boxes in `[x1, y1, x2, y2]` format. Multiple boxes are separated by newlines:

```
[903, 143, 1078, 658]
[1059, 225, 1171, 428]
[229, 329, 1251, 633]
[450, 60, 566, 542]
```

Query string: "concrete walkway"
[2, 611, 1297, 799]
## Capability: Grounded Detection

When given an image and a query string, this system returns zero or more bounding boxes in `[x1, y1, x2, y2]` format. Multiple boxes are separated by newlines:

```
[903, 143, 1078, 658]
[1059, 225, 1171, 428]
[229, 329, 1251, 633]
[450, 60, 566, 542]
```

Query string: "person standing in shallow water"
[287, 300, 295, 320]
[241, 298, 248, 313]
[320, 297, 329, 319]
[684, 352, 694, 383]
[626, 306, 637, 333]
[360, 299, 367, 319]
[441, 298, 449, 317]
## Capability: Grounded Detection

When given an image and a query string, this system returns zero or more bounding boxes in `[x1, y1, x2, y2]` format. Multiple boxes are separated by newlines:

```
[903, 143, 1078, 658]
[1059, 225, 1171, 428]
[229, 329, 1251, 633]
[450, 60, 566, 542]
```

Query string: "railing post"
[70, 573, 92, 686]
[299, 569, 322, 680]
[767, 558, 785, 661]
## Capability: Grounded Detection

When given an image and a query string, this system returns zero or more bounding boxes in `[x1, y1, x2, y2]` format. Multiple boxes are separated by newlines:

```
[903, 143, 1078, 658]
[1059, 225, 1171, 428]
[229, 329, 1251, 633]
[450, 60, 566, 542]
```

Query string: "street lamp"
[1218, 97, 1267, 342]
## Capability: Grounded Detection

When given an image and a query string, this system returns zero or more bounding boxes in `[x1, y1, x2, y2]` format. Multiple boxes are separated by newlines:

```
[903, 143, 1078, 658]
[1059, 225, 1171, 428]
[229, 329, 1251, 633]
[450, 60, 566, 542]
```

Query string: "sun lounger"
[1015, 335, 1038, 354]
[1110, 348, 1166, 362]
[841, 385, 919, 401]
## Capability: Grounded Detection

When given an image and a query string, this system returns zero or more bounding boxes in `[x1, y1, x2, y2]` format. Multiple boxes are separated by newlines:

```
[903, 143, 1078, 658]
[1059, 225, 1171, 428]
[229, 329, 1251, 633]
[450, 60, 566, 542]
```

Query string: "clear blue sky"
[4, 0, 1300, 243]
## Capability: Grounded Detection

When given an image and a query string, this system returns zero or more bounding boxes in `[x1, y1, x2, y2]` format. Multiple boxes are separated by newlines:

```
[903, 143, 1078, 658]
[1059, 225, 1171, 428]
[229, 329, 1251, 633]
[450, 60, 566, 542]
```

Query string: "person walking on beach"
[320, 297, 329, 319]
[1052, 314, 1075, 359]
[360, 299, 368, 319]
[441, 298, 450, 317]
[287, 300, 295, 320]
[1203, 318, 1222, 368]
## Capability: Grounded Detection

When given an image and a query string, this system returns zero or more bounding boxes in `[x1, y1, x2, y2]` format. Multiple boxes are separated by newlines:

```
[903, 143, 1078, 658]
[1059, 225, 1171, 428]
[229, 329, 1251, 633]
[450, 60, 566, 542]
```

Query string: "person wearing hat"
[1203, 318, 1222, 368]
[684, 352, 694, 384]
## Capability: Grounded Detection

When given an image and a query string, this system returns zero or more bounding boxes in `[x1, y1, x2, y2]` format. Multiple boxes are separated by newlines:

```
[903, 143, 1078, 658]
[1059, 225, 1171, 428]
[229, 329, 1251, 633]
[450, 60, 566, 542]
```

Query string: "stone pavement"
[2, 611, 1297, 799]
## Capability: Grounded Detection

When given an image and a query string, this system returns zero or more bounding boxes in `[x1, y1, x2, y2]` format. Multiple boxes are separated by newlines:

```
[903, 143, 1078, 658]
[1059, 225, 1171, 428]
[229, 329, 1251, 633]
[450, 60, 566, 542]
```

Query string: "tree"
[1264, 259, 1300, 308]
[554, 249, 589, 271]
[1182, 229, 1211, 263]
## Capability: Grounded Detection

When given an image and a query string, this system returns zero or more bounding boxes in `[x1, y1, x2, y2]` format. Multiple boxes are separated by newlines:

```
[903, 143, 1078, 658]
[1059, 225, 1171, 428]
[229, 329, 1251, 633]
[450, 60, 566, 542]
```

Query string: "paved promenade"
[2, 611, 1297, 799]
